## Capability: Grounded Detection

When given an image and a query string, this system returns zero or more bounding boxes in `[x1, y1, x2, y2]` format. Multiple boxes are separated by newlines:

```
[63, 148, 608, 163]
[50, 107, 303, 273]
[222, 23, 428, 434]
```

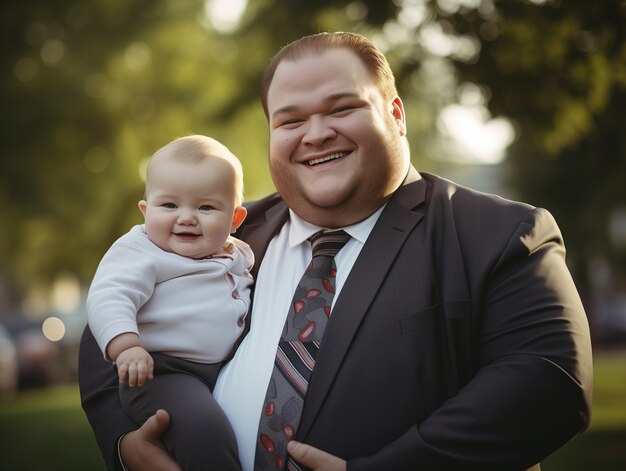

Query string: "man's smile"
[306, 151, 349, 166]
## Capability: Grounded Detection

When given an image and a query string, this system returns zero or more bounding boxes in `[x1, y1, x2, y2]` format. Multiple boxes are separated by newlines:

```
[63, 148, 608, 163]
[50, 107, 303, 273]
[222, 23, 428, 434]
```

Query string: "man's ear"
[138, 200, 148, 217]
[391, 96, 406, 136]
[231, 206, 247, 232]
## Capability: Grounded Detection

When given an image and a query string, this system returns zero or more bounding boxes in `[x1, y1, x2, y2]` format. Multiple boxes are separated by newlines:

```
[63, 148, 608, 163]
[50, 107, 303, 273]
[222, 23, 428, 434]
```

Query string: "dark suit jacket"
[79, 172, 592, 470]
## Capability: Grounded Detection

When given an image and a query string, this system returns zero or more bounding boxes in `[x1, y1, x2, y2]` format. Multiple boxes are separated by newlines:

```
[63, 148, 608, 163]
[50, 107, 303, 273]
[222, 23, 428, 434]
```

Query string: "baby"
[87, 135, 252, 470]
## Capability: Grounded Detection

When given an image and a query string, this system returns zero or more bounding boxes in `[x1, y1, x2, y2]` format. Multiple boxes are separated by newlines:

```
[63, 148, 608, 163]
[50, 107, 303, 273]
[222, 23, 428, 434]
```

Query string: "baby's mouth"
[174, 232, 199, 239]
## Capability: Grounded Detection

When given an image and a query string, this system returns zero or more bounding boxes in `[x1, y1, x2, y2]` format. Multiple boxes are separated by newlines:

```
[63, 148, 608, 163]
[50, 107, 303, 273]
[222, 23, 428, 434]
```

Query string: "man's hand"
[116, 346, 154, 387]
[120, 409, 181, 471]
[288, 441, 347, 471]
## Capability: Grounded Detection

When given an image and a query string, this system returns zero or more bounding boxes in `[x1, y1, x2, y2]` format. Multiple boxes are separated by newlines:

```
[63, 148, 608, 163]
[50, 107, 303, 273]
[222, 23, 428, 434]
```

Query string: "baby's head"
[138, 135, 247, 259]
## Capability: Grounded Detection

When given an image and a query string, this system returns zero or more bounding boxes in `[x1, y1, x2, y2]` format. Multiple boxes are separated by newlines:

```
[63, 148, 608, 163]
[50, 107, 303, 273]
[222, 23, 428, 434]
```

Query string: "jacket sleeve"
[80, 237, 157, 470]
[79, 325, 137, 470]
[349, 207, 593, 470]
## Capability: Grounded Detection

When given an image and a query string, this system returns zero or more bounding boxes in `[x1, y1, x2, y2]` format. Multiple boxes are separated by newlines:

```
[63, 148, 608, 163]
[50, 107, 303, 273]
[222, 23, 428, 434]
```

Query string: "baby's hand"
[116, 346, 154, 387]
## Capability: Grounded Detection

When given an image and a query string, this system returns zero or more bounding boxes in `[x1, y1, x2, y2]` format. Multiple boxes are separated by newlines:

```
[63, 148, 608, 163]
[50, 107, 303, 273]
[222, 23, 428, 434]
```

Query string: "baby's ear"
[231, 206, 247, 232]
[138, 200, 148, 216]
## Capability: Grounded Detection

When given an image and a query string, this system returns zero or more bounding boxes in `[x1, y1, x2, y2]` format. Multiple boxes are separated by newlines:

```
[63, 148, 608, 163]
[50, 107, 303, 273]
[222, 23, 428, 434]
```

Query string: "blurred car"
[2, 316, 59, 389]
[593, 292, 626, 345]
[0, 324, 18, 396]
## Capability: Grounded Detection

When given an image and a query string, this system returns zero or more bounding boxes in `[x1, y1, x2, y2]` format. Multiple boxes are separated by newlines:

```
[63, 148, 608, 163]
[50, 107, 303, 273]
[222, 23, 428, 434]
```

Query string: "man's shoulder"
[420, 172, 534, 216]
[416, 172, 546, 248]
[234, 193, 287, 241]
[242, 193, 285, 221]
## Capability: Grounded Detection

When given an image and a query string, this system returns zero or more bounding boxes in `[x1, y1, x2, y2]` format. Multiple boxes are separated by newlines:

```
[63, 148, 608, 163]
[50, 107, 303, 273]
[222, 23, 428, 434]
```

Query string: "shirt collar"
[287, 204, 387, 248]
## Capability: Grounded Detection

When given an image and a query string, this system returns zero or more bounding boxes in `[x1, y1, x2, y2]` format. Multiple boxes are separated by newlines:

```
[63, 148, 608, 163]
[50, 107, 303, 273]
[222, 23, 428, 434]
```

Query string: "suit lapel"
[298, 180, 427, 438]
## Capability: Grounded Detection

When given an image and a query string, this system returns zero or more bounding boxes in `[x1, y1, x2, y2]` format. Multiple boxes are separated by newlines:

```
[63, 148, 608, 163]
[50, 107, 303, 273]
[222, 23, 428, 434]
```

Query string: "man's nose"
[302, 116, 336, 145]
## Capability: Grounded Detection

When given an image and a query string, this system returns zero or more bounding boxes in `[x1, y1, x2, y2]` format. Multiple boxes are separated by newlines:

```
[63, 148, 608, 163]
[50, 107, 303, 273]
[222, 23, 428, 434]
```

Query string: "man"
[79, 32, 592, 470]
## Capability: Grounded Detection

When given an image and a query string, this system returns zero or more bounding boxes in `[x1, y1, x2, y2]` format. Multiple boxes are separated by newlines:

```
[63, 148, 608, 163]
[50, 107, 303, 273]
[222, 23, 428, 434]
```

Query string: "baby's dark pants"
[120, 353, 240, 471]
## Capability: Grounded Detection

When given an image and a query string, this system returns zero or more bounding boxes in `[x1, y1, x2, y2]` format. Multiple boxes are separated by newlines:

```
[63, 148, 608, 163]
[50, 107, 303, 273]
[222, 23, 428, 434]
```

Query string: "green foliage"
[435, 0, 626, 299]
[3, 0, 625, 309]
[0, 0, 409, 298]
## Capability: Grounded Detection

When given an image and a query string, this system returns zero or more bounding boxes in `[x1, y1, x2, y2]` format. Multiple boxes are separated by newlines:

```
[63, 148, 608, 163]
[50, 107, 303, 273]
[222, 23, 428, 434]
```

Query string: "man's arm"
[78, 326, 178, 470]
[120, 410, 181, 471]
[295, 207, 592, 470]
[355, 207, 592, 469]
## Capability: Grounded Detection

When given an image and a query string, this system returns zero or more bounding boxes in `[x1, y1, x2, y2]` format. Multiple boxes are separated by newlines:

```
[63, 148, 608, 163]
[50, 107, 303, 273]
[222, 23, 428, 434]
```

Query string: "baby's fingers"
[136, 361, 150, 387]
[117, 362, 129, 384]
[147, 357, 154, 381]
[127, 361, 139, 387]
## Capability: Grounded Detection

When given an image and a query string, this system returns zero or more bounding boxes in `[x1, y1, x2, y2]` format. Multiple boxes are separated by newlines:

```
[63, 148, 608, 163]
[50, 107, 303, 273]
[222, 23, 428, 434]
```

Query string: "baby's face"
[139, 156, 241, 259]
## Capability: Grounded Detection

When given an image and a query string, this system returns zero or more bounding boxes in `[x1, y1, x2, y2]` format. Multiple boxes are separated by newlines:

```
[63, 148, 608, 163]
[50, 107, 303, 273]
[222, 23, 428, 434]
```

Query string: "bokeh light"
[42, 317, 66, 342]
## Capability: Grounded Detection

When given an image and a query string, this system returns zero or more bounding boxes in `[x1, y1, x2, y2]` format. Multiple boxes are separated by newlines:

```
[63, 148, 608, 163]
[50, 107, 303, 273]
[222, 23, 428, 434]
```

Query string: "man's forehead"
[274, 47, 363, 75]
[268, 49, 372, 98]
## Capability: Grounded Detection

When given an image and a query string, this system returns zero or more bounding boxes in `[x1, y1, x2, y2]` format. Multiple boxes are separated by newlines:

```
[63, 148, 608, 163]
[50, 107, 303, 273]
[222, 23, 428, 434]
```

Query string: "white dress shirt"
[213, 206, 385, 471]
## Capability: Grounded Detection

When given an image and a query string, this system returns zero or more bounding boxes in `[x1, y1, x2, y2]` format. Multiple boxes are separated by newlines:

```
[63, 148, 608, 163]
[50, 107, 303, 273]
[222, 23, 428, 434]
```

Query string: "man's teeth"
[307, 152, 346, 166]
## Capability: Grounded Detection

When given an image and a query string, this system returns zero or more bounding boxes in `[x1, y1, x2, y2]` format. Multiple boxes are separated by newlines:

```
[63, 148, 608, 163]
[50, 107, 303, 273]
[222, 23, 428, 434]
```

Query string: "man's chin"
[290, 195, 377, 228]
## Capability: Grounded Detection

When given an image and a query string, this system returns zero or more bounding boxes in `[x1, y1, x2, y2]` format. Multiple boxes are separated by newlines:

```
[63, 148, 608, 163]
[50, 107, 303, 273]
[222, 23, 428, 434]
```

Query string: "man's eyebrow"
[271, 92, 360, 119]
[271, 105, 297, 119]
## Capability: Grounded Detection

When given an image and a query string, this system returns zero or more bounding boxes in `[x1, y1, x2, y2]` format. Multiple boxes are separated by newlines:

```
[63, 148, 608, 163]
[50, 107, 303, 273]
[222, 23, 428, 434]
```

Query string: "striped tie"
[255, 230, 351, 470]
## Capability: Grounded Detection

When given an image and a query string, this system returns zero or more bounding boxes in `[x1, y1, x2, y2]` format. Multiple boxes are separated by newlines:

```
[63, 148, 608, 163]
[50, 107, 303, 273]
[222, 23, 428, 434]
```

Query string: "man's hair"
[260, 31, 398, 117]
[146, 135, 245, 205]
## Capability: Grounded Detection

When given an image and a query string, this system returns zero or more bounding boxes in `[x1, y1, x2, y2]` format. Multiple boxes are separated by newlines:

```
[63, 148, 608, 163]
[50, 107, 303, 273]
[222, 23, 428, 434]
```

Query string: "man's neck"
[403, 165, 421, 186]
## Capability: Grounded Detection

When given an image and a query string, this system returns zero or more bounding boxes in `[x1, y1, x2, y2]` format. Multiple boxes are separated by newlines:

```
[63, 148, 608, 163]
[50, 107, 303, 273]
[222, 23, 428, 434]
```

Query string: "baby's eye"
[331, 106, 353, 115]
[162, 202, 177, 209]
[199, 205, 215, 211]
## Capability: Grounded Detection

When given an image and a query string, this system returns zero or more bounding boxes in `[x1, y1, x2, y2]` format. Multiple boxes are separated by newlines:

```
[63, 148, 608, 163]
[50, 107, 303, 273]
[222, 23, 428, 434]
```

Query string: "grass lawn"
[0, 384, 104, 470]
[0, 350, 624, 470]
[542, 349, 626, 470]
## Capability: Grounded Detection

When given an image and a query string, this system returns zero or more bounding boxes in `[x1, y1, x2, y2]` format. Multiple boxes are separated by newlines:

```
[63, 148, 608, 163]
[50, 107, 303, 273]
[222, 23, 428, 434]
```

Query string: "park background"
[1, 0, 625, 469]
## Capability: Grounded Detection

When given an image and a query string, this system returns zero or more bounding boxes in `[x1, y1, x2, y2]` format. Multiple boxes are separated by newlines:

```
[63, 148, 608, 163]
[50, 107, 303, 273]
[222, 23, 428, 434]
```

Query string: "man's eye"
[280, 118, 303, 128]
[162, 203, 177, 209]
[199, 205, 214, 211]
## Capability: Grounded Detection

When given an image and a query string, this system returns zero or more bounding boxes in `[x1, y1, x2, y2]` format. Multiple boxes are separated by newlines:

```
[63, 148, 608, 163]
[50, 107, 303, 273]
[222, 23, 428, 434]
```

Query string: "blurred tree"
[440, 0, 626, 307]
[1, 0, 257, 302]
[3, 0, 623, 318]
[0, 0, 411, 308]
[233, 0, 626, 308]
[1, 0, 150, 301]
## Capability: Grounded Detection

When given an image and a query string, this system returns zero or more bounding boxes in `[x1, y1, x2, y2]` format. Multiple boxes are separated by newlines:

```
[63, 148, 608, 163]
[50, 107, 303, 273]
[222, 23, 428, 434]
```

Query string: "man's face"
[267, 47, 409, 228]
[138, 157, 244, 259]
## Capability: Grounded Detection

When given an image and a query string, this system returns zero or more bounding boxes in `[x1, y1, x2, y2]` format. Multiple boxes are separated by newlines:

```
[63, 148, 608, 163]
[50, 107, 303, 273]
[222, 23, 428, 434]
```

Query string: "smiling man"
[79, 32, 592, 471]
[265, 46, 412, 229]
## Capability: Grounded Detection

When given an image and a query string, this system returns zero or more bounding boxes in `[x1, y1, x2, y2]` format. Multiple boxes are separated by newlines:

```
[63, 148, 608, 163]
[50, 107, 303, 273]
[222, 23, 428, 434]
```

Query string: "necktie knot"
[309, 229, 351, 259]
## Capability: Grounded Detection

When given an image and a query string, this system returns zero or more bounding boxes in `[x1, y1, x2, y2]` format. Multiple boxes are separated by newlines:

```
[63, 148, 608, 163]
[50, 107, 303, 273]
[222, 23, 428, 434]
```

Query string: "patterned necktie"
[255, 229, 351, 470]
